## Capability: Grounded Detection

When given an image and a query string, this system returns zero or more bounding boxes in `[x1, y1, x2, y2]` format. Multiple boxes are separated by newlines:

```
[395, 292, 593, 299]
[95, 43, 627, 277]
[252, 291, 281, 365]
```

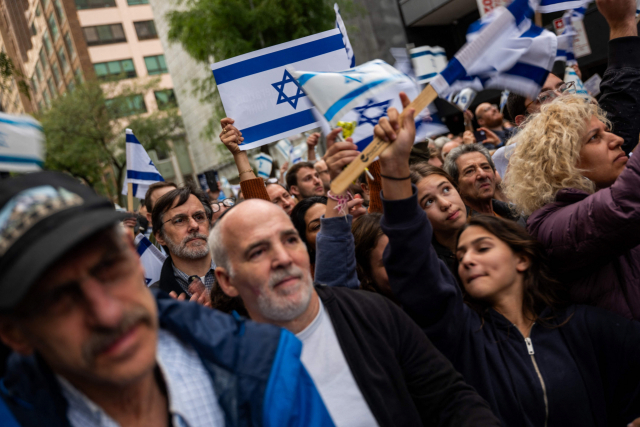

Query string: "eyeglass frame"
[522, 81, 576, 115]
[211, 197, 236, 213]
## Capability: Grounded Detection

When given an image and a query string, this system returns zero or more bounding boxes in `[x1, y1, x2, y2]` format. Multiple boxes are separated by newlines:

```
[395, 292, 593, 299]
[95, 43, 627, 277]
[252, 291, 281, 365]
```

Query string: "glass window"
[127, 0, 149, 5]
[52, 61, 62, 86]
[74, 0, 116, 9]
[42, 0, 50, 8]
[35, 6, 42, 16]
[83, 24, 126, 46]
[57, 46, 69, 73]
[30, 23, 38, 36]
[48, 14, 59, 41]
[38, 100, 44, 111]
[154, 89, 177, 110]
[47, 77, 57, 96]
[54, 0, 65, 24]
[74, 67, 83, 83]
[31, 76, 39, 93]
[144, 55, 167, 75]
[134, 20, 157, 40]
[39, 50, 49, 72]
[64, 32, 76, 60]
[106, 94, 147, 117]
[67, 79, 75, 92]
[93, 59, 136, 81]
[43, 32, 53, 55]
[35, 61, 43, 81]
[43, 87, 51, 106]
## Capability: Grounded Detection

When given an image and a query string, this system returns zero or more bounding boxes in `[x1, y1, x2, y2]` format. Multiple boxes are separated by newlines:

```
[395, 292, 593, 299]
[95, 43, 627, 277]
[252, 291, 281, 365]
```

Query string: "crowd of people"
[1, 0, 640, 425]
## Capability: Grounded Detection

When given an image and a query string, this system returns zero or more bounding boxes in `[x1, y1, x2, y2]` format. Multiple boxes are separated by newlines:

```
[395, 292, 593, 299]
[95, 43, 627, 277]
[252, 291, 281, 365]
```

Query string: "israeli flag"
[410, 46, 448, 84]
[122, 129, 164, 199]
[430, 0, 557, 100]
[290, 60, 412, 127]
[338, 79, 447, 151]
[0, 113, 44, 173]
[135, 234, 166, 286]
[537, 0, 588, 13]
[254, 153, 273, 178]
[335, 3, 355, 67]
[556, 6, 585, 65]
[211, 29, 351, 151]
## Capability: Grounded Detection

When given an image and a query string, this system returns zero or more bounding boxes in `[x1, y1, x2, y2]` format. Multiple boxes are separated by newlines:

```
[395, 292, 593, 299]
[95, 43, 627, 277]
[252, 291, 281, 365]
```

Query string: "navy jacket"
[381, 187, 640, 427]
[0, 291, 334, 427]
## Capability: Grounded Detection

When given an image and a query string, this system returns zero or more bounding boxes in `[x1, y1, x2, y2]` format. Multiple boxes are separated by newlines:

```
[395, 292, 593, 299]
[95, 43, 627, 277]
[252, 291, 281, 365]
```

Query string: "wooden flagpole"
[127, 182, 134, 212]
[330, 84, 439, 194]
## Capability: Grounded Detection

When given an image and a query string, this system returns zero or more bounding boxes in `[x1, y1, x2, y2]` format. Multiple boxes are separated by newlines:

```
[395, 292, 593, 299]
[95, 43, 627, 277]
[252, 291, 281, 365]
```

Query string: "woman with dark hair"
[410, 163, 467, 274]
[375, 93, 640, 426]
[290, 196, 327, 277]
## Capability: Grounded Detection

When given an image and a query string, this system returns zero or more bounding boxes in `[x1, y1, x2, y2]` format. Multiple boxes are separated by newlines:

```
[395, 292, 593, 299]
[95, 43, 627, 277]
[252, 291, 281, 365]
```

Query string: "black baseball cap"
[0, 172, 126, 310]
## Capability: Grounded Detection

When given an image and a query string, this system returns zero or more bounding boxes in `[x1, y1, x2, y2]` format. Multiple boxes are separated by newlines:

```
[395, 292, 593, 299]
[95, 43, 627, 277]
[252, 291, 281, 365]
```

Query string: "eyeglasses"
[211, 198, 235, 213]
[163, 210, 209, 227]
[523, 81, 576, 113]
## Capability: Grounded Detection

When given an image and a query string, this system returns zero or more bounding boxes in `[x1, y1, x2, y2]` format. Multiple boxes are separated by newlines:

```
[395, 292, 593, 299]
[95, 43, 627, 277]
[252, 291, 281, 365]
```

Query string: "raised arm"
[596, 0, 640, 154]
[219, 118, 270, 202]
[374, 93, 474, 356]
[314, 128, 362, 289]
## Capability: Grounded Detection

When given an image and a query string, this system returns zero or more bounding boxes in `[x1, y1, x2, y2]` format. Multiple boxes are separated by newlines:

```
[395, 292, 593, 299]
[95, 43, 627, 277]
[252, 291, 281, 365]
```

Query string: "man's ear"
[155, 230, 166, 246]
[289, 185, 300, 198]
[146, 212, 152, 225]
[215, 268, 239, 297]
[515, 115, 526, 127]
[360, 183, 369, 195]
[0, 319, 34, 356]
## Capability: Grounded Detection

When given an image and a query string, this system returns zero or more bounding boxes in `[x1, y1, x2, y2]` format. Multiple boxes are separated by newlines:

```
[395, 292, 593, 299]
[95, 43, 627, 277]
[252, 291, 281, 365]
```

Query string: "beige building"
[0, 0, 198, 186]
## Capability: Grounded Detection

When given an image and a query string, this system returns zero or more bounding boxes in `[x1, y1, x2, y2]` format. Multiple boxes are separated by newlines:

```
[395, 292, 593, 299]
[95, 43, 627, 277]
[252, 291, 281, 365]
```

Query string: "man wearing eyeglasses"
[211, 197, 235, 223]
[473, 103, 514, 149]
[150, 187, 215, 303]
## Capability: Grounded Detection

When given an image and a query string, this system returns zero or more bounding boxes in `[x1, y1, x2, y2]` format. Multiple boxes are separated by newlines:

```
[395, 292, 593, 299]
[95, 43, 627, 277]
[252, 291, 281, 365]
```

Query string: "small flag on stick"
[122, 129, 164, 201]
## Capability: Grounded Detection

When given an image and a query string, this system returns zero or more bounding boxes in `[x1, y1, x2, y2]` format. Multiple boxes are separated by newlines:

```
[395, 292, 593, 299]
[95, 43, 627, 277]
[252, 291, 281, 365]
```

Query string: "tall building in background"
[0, 0, 198, 186]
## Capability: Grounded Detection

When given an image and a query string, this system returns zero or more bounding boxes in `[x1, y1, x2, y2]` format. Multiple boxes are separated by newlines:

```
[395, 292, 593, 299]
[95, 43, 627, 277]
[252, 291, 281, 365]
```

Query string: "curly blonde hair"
[503, 95, 608, 216]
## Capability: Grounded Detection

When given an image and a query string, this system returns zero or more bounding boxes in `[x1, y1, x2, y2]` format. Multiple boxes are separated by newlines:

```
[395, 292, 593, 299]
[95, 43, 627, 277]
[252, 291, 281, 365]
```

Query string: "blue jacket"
[381, 187, 640, 426]
[0, 291, 335, 427]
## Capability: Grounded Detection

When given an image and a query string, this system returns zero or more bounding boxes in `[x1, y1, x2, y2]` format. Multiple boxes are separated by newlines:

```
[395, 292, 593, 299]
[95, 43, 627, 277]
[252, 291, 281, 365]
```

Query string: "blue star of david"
[354, 99, 392, 127]
[344, 75, 362, 84]
[272, 69, 306, 109]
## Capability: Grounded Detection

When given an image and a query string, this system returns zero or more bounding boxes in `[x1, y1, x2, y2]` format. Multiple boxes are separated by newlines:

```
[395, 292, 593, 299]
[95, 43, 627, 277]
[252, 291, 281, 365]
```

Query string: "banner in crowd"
[410, 46, 448, 84]
[0, 113, 44, 173]
[135, 233, 166, 286]
[211, 29, 351, 151]
[121, 129, 164, 199]
[430, 0, 557, 100]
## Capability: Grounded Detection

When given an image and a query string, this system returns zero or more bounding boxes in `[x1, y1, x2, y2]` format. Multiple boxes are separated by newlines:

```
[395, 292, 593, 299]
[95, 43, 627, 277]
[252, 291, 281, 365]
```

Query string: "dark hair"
[290, 196, 327, 262]
[265, 181, 288, 192]
[410, 162, 458, 191]
[144, 182, 177, 213]
[506, 92, 528, 122]
[409, 141, 439, 165]
[351, 214, 384, 292]
[209, 285, 248, 317]
[151, 186, 212, 238]
[456, 215, 569, 325]
[285, 162, 315, 190]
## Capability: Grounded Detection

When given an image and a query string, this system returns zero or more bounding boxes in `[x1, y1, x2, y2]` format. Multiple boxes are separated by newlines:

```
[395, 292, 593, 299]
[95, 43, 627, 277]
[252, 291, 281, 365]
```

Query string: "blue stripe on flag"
[417, 72, 437, 80]
[0, 155, 43, 166]
[440, 57, 467, 86]
[521, 25, 543, 38]
[410, 51, 447, 59]
[324, 78, 395, 122]
[502, 62, 549, 83]
[240, 110, 316, 144]
[213, 34, 346, 85]
[355, 135, 373, 152]
[137, 236, 152, 256]
[507, 0, 533, 26]
[126, 133, 141, 144]
[0, 116, 43, 131]
[127, 170, 164, 181]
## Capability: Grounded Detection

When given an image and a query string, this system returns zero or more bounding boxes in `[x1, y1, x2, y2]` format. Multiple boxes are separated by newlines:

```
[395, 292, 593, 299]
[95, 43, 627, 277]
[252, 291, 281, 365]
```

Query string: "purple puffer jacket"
[527, 152, 640, 320]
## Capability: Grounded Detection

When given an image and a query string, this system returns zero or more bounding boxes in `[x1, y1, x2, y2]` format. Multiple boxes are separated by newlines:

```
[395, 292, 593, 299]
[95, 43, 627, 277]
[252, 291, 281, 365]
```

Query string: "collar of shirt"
[172, 258, 216, 295]
[57, 329, 225, 427]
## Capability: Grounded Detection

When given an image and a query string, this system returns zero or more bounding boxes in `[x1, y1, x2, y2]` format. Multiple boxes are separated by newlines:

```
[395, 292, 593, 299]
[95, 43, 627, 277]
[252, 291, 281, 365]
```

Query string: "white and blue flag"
[211, 29, 351, 151]
[289, 60, 412, 127]
[410, 45, 448, 84]
[0, 113, 44, 173]
[537, 0, 588, 13]
[556, 6, 585, 65]
[122, 129, 164, 199]
[335, 3, 355, 67]
[135, 234, 166, 286]
[430, 0, 557, 100]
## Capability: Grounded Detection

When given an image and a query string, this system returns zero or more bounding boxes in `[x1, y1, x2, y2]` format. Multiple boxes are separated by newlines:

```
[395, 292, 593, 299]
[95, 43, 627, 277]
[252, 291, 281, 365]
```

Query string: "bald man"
[209, 200, 499, 427]
[442, 140, 462, 159]
[474, 103, 513, 148]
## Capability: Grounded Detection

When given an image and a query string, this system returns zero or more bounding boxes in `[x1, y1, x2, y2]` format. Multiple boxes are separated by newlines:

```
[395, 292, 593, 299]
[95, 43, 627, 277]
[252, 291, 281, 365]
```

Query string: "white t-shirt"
[296, 300, 379, 427]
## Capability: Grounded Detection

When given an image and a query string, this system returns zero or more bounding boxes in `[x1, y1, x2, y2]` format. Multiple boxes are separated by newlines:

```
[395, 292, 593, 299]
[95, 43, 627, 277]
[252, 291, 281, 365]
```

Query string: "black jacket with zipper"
[314, 285, 499, 427]
[381, 186, 640, 426]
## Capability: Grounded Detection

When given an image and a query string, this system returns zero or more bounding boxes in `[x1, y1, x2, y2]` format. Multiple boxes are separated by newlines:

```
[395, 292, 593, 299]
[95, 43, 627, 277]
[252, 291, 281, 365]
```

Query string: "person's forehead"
[297, 167, 315, 178]
[419, 174, 449, 190]
[542, 73, 563, 91]
[224, 203, 293, 246]
[168, 194, 204, 214]
[150, 186, 176, 204]
[457, 226, 493, 248]
[267, 185, 286, 198]
[457, 152, 488, 168]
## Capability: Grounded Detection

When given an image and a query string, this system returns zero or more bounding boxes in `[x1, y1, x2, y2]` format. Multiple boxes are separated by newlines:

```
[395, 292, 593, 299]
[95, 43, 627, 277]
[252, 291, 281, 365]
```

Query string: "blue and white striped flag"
[211, 29, 351, 151]
[555, 6, 585, 65]
[410, 46, 448, 84]
[122, 129, 164, 199]
[0, 113, 44, 172]
[335, 3, 355, 67]
[135, 234, 166, 286]
[430, 0, 557, 100]
[289, 60, 412, 127]
[537, 0, 587, 13]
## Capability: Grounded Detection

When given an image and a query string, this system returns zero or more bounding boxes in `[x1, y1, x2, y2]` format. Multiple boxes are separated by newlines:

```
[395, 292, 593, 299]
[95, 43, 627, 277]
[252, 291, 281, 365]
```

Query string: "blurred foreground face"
[217, 201, 314, 324]
[416, 175, 467, 233]
[577, 115, 627, 189]
[456, 226, 528, 304]
[3, 230, 158, 388]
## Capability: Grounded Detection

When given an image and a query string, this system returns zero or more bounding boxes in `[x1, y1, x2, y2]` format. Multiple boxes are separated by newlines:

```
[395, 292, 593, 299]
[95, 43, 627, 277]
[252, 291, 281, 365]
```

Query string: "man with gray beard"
[151, 187, 214, 304]
[209, 199, 499, 427]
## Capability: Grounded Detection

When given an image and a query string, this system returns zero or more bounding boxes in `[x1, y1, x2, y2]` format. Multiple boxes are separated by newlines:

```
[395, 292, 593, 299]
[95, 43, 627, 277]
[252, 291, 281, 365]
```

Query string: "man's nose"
[82, 278, 124, 329]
